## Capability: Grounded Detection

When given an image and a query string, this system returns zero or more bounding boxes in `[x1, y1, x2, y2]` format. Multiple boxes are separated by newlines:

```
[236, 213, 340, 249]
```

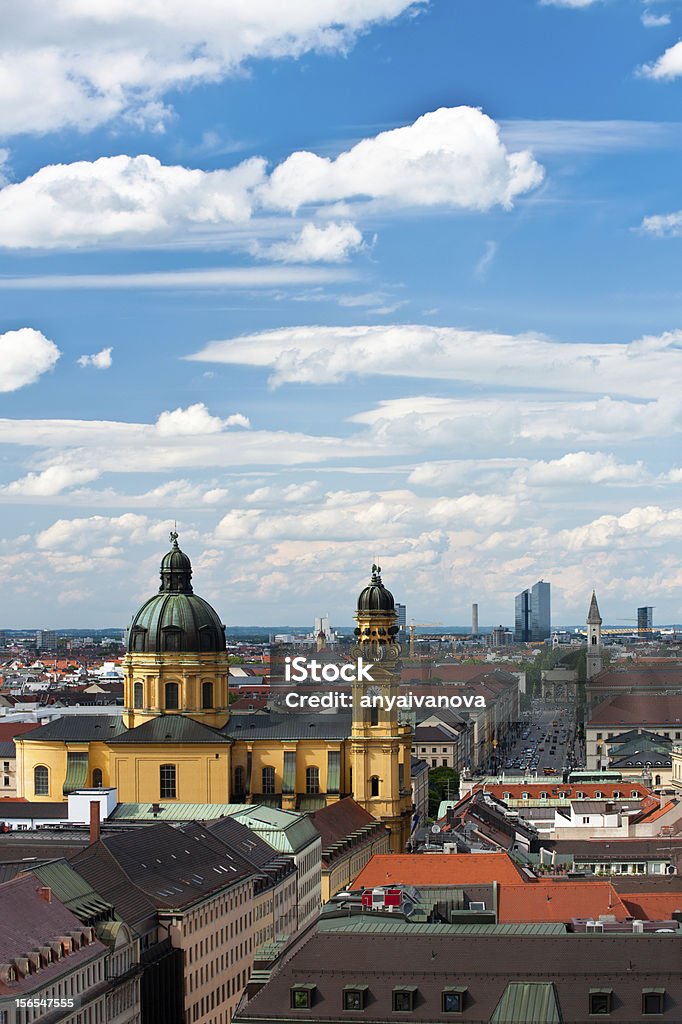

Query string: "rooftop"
[352, 853, 525, 888]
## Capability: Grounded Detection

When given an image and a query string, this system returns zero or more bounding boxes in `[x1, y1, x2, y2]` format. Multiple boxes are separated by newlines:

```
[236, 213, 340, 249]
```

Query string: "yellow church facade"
[16, 536, 413, 852]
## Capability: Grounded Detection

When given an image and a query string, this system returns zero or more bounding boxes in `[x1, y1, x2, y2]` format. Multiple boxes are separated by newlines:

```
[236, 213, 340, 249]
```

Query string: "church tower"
[349, 565, 413, 852]
[586, 590, 603, 682]
[123, 532, 230, 729]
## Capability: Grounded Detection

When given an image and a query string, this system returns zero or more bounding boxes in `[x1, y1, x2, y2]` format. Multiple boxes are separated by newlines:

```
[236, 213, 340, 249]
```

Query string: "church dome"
[127, 532, 226, 654]
[357, 564, 396, 614]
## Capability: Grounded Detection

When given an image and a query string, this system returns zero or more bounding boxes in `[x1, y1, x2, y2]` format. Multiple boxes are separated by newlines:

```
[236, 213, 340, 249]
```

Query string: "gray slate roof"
[109, 714, 230, 744]
[223, 711, 352, 740]
[19, 715, 127, 742]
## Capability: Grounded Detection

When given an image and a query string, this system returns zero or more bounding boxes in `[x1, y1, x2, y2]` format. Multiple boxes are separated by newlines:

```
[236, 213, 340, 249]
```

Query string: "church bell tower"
[586, 590, 603, 682]
[350, 565, 413, 852]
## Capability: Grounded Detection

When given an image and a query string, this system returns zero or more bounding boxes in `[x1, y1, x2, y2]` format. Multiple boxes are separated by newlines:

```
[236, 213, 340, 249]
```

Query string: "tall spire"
[587, 590, 602, 625]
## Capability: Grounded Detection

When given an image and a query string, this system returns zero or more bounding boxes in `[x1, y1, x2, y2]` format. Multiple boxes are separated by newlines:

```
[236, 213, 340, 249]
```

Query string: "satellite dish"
[431, 824, 441, 834]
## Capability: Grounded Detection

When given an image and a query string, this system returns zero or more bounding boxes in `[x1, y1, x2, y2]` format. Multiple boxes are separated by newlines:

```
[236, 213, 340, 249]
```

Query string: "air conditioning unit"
[586, 921, 604, 933]
[632, 920, 644, 933]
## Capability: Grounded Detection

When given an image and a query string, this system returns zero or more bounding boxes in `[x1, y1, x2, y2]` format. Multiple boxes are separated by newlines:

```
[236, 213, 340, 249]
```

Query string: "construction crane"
[409, 621, 443, 658]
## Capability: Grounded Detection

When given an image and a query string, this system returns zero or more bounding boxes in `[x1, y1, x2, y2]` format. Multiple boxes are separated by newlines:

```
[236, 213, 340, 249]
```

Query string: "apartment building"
[0, 875, 139, 1024]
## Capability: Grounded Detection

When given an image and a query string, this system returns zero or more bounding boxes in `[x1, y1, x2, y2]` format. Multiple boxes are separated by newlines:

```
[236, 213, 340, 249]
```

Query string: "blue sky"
[2, 0, 682, 629]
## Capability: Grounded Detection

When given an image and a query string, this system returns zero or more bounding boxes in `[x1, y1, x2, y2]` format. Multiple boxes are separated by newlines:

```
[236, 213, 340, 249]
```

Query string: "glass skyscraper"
[515, 580, 551, 641]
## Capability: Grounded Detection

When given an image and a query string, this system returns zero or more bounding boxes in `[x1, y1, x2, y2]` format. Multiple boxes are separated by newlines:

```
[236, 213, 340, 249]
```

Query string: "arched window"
[202, 681, 213, 709]
[262, 766, 275, 794]
[370, 775, 380, 797]
[370, 703, 379, 726]
[165, 682, 179, 710]
[306, 766, 320, 795]
[234, 766, 246, 796]
[160, 764, 177, 799]
[591, 635, 597, 645]
[134, 682, 143, 708]
[92, 768, 103, 788]
[34, 765, 49, 796]
[655, 774, 661, 786]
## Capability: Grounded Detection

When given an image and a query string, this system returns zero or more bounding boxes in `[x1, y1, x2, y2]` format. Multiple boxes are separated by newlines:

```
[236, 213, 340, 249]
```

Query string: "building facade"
[16, 540, 413, 853]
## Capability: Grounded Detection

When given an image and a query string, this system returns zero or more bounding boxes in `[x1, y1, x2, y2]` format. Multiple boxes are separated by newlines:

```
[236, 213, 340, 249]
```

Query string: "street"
[493, 700, 584, 778]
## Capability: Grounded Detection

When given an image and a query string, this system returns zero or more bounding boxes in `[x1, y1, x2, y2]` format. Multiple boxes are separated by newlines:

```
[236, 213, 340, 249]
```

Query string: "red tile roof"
[473, 783, 650, 801]
[0, 723, 41, 742]
[310, 798, 381, 857]
[588, 694, 682, 726]
[352, 853, 525, 888]
[498, 882, 629, 923]
[622, 892, 682, 921]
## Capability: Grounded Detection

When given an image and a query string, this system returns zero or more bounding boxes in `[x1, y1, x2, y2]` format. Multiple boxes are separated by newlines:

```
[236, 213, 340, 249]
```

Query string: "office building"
[638, 606, 654, 636]
[395, 603, 406, 633]
[515, 581, 551, 642]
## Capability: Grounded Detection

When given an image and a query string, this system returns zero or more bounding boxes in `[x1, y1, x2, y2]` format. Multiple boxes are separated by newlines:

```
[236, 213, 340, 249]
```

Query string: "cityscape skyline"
[2, 1, 682, 626]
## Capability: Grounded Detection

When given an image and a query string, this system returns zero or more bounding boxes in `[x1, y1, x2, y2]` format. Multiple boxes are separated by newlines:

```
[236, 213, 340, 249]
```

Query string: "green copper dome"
[127, 532, 226, 654]
[357, 564, 396, 614]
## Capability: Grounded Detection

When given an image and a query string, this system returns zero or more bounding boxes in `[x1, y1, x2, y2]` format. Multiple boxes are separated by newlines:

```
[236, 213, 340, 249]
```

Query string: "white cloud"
[0, 108, 543, 252]
[640, 41, 682, 79]
[499, 119, 682, 154]
[77, 346, 113, 369]
[0, 267, 351, 288]
[0, 154, 264, 248]
[0, 148, 9, 185]
[0, 1, 422, 137]
[351, 394, 682, 447]
[0, 327, 60, 391]
[155, 403, 250, 437]
[474, 240, 497, 279]
[262, 107, 543, 213]
[520, 451, 648, 486]
[642, 10, 671, 27]
[35, 513, 166, 553]
[188, 323, 682, 400]
[559, 506, 682, 552]
[0, 465, 101, 497]
[640, 208, 682, 236]
[265, 221, 364, 262]
[407, 453, 651, 489]
[539, 0, 598, 7]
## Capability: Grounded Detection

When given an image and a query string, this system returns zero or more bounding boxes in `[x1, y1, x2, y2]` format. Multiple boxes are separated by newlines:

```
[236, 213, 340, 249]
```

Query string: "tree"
[428, 766, 459, 819]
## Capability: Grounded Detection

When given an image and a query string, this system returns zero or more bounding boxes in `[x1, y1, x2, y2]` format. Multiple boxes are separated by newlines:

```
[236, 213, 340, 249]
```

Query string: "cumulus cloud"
[0, 465, 101, 497]
[641, 10, 671, 27]
[264, 221, 364, 262]
[0, 327, 60, 391]
[263, 107, 543, 213]
[77, 347, 112, 369]
[0, 108, 543, 251]
[559, 506, 682, 552]
[188, 323, 682, 400]
[0, 154, 264, 248]
[520, 451, 648, 486]
[640, 208, 682, 237]
[155, 403, 250, 437]
[0, 1, 422, 137]
[351, 394, 682, 447]
[35, 513, 166, 553]
[640, 41, 682, 79]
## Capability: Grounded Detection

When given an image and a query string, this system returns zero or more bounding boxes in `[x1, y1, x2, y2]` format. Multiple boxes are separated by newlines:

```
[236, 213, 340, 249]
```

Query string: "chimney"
[89, 800, 100, 845]
[37, 886, 52, 904]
